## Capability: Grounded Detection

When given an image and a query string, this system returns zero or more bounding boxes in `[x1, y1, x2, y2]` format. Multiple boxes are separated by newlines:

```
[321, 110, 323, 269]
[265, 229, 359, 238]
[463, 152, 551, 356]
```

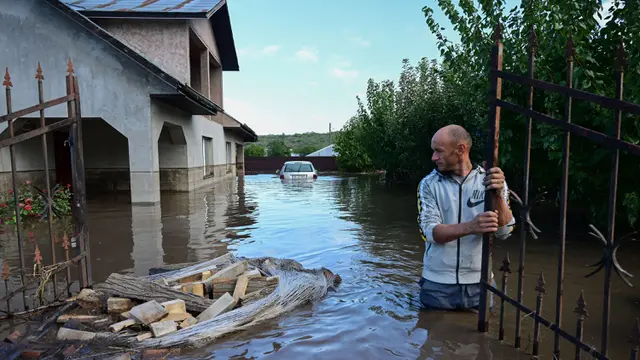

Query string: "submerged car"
[279, 161, 318, 181]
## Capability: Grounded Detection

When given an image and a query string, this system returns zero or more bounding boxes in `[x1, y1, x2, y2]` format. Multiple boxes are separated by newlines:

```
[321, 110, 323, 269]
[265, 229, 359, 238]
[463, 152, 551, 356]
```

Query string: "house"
[307, 144, 337, 157]
[0, 0, 257, 205]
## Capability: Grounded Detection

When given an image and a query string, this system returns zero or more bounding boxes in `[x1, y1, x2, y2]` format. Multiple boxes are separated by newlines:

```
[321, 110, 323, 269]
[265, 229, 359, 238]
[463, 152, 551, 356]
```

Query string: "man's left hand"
[484, 167, 505, 192]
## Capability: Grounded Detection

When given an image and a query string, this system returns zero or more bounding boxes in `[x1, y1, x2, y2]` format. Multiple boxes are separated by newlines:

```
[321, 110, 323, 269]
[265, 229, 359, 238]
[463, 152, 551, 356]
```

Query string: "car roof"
[284, 161, 312, 164]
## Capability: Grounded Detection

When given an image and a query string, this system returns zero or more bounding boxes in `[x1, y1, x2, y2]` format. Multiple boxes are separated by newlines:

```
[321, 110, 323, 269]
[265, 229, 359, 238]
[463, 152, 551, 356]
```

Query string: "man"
[417, 124, 515, 310]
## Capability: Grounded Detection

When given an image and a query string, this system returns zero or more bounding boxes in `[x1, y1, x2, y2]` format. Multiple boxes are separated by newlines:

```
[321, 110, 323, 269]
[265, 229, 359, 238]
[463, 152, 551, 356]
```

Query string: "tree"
[244, 143, 265, 157]
[266, 140, 291, 157]
[293, 145, 320, 156]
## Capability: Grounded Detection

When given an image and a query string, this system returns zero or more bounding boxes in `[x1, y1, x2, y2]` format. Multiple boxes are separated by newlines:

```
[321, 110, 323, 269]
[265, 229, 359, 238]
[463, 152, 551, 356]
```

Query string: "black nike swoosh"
[467, 198, 485, 208]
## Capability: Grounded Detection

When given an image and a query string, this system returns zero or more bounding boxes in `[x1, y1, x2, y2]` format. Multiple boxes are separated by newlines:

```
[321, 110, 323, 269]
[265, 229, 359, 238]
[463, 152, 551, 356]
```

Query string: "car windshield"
[284, 163, 313, 172]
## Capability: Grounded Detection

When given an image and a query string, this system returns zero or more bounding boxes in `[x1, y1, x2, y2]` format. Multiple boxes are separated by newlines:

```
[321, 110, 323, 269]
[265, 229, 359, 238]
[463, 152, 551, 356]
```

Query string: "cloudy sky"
[221, 0, 612, 136]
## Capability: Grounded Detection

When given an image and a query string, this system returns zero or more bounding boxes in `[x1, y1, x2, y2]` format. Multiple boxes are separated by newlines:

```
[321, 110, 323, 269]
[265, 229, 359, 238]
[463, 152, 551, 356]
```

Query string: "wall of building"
[0, 0, 183, 204]
[189, 19, 221, 67]
[94, 18, 190, 85]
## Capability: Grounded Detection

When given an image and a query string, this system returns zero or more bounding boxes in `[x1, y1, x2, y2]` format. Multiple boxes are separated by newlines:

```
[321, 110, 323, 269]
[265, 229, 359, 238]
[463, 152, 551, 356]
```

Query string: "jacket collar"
[434, 164, 485, 182]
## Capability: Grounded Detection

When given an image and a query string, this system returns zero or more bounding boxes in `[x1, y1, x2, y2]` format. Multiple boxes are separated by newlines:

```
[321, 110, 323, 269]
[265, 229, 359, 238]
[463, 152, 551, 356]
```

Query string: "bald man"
[417, 124, 515, 310]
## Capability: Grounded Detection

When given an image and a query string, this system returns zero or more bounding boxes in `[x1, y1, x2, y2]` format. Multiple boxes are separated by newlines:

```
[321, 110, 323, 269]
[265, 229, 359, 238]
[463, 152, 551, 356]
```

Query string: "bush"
[0, 180, 73, 227]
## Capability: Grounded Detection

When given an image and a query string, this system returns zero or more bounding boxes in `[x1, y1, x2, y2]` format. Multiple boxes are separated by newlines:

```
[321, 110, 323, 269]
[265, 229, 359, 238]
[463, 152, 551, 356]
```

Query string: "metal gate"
[477, 24, 640, 359]
[0, 59, 91, 316]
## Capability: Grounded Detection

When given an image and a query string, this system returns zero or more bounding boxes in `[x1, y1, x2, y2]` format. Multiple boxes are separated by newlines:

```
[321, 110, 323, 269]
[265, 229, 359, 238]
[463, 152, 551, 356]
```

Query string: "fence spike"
[67, 57, 75, 75]
[615, 39, 628, 71]
[492, 23, 503, 42]
[2, 258, 9, 280]
[630, 318, 640, 346]
[499, 252, 512, 274]
[33, 244, 42, 266]
[565, 32, 575, 60]
[573, 290, 588, 318]
[528, 25, 538, 52]
[2, 67, 12, 88]
[35, 62, 44, 81]
[62, 232, 70, 250]
[535, 270, 546, 294]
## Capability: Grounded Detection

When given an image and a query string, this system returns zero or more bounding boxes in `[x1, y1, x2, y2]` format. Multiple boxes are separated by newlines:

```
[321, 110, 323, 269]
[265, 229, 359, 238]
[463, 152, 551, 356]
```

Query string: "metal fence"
[0, 59, 91, 316]
[477, 24, 640, 359]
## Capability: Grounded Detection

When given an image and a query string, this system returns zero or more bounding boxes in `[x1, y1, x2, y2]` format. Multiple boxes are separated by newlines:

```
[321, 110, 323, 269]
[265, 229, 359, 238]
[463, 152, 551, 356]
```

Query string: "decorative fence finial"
[67, 57, 75, 75]
[35, 62, 44, 81]
[499, 252, 511, 274]
[535, 270, 546, 294]
[566, 33, 575, 60]
[2, 258, 9, 281]
[528, 25, 538, 52]
[574, 290, 588, 318]
[33, 244, 42, 266]
[2, 67, 12, 88]
[616, 40, 628, 71]
[492, 23, 503, 42]
[62, 232, 70, 250]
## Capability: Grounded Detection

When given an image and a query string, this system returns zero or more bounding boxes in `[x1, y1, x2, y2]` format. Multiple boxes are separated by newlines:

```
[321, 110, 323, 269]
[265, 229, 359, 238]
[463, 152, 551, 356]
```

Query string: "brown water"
[0, 174, 638, 359]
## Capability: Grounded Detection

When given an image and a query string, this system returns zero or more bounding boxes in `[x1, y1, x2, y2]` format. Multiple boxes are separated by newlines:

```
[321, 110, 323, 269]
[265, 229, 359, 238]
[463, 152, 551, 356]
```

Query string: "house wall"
[151, 100, 243, 192]
[0, 0, 177, 204]
[189, 20, 221, 66]
[94, 18, 190, 85]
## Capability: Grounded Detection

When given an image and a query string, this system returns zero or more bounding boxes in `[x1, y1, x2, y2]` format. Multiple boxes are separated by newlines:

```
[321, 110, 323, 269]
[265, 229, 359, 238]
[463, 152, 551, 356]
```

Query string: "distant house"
[0, 0, 257, 205]
[307, 144, 337, 157]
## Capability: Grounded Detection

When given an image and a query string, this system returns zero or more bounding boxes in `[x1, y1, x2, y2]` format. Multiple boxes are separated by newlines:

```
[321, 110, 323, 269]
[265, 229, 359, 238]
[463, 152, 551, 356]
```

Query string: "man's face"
[431, 133, 460, 172]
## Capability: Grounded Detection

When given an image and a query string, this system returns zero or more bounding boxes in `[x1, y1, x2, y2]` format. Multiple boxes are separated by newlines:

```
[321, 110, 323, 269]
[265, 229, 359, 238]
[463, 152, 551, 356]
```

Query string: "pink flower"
[25, 180, 31, 185]
[24, 205, 32, 211]
[25, 198, 32, 205]
[18, 203, 24, 208]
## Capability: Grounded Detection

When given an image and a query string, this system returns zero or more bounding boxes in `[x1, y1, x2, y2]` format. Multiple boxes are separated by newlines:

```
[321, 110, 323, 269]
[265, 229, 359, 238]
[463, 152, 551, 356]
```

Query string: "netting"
[88, 256, 341, 350]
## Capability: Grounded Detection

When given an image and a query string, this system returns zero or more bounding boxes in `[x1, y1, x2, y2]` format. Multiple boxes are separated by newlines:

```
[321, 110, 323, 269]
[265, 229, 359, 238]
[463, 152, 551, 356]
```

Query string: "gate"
[0, 59, 91, 316]
[477, 25, 640, 359]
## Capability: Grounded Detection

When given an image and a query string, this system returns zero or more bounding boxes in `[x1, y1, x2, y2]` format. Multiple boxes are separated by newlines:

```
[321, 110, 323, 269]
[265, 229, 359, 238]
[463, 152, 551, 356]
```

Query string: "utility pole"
[329, 123, 332, 144]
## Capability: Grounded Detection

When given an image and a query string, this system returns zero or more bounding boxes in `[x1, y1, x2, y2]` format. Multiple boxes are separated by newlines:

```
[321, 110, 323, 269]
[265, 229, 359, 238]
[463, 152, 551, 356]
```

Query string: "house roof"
[59, 0, 239, 71]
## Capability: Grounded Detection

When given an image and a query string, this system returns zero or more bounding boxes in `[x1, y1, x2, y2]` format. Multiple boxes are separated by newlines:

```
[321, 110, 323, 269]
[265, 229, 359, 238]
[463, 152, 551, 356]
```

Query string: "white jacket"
[417, 165, 515, 284]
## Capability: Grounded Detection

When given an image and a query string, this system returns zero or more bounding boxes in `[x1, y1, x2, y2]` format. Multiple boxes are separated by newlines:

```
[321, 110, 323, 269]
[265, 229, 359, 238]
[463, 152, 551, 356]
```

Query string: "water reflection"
[0, 174, 637, 359]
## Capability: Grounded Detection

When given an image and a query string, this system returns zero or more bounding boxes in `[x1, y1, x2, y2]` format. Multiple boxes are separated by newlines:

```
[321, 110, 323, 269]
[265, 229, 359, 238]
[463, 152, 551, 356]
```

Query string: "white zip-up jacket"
[417, 165, 515, 284]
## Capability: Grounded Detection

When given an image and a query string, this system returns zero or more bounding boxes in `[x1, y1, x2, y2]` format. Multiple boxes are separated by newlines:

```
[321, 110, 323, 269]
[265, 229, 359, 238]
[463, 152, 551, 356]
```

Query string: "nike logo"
[467, 198, 485, 208]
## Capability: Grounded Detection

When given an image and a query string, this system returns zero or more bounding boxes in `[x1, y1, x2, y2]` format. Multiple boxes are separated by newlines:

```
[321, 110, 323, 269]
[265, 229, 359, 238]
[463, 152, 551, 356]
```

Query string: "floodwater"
[1, 174, 639, 359]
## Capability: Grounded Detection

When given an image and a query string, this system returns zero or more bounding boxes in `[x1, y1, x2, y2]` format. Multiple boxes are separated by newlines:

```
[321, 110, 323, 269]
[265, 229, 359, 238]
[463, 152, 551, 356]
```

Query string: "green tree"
[267, 140, 291, 157]
[294, 145, 320, 156]
[244, 143, 265, 157]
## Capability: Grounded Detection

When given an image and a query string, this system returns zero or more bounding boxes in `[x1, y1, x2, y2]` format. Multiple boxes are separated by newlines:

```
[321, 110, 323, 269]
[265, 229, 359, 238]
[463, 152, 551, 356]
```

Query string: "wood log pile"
[6, 255, 281, 359]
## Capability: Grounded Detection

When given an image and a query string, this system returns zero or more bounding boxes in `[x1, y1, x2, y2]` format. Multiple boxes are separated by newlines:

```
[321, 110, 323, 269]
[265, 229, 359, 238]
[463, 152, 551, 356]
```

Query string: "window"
[203, 136, 213, 178]
[225, 141, 232, 173]
[284, 163, 314, 172]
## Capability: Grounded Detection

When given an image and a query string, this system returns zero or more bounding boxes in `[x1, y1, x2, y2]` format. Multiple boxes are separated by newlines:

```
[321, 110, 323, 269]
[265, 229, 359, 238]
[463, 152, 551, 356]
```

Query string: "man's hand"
[484, 167, 505, 192]
[469, 211, 499, 234]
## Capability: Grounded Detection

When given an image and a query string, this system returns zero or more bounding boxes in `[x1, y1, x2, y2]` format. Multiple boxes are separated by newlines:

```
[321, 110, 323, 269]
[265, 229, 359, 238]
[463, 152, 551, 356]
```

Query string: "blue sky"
[222, 0, 461, 135]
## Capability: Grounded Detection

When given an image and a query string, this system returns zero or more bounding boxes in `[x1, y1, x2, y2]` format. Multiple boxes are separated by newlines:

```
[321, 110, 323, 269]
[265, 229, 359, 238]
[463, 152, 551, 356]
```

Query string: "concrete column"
[200, 50, 210, 99]
[128, 125, 161, 205]
[130, 203, 164, 276]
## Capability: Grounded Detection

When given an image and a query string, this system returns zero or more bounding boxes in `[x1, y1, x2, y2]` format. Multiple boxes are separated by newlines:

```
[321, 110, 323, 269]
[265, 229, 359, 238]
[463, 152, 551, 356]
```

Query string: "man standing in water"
[417, 124, 515, 310]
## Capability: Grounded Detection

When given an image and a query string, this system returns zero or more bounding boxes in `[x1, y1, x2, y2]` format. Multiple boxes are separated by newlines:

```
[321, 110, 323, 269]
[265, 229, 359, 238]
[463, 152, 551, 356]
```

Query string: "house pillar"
[128, 126, 160, 205]
[200, 50, 210, 99]
[130, 203, 164, 276]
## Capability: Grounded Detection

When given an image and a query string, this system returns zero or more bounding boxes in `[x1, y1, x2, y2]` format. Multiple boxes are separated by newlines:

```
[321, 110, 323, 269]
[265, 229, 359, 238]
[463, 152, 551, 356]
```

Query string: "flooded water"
[1, 174, 638, 359]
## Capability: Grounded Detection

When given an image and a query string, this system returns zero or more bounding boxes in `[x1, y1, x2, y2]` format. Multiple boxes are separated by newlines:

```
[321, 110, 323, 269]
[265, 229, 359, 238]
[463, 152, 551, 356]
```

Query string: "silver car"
[278, 161, 318, 181]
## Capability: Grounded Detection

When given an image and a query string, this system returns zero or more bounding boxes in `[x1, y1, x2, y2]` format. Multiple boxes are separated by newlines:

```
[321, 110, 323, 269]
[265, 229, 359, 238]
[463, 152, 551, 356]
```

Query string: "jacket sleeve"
[495, 180, 516, 240]
[417, 178, 441, 243]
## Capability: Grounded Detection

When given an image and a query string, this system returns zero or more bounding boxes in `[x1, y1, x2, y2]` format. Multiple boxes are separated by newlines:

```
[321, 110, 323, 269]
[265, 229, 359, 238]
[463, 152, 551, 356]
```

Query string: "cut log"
[57, 328, 97, 341]
[179, 317, 197, 329]
[232, 275, 249, 302]
[213, 277, 277, 295]
[160, 300, 186, 314]
[109, 319, 136, 333]
[77, 288, 103, 309]
[56, 315, 106, 324]
[196, 293, 236, 322]
[161, 313, 191, 322]
[181, 283, 204, 297]
[209, 261, 247, 283]
[244, 269, 262, 279]
[107, 298, 134, 313]
[136, 332, 153, 342]
[149, 320, 177, 337]
[201, 270, 213, 281]
[178, 274, 201, 284]
[240, 284, 278, 306]
[120, 311, 131, 320]
[129, 301, 168, 325]
[94, 273, 214, 313]
[154, 253, 233, 284]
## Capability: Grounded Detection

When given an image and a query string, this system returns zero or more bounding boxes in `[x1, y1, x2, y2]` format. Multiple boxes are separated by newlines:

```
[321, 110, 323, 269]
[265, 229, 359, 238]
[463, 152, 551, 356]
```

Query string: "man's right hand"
[470, 211, 499, 234]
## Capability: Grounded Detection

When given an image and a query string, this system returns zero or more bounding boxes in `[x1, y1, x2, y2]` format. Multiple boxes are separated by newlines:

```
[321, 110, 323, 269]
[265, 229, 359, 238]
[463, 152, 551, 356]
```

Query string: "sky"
[221, 0, 612, 136]
[221, 0, 463, 136]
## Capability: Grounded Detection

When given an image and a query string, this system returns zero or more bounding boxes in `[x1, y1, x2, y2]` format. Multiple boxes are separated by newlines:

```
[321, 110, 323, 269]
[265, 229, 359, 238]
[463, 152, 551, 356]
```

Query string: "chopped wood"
[21, 347, 48, 359]
[94, 273, 214, 313]
[136, 332, 153, 341]
[161, 312, 191, 322]
[56, 314, 106, 324]
[61, 344, 78, 357]
[240, 284, 278, 306]
[232, 275, 249, 302]
[213, 277, 277, 295]
[120, 311, 131, 320]
[129, 301, 168, 325]
[107, 297, 134, 313]
[109, 319, 136, 333]
[209, 261, 247, 283]
[76, 288, 103, 309]
[196, 292, 236, 322]
[181, 283, 204, 297]
[201, 270, 213, 280]
[178, 274, 201, 284]
[149, 320, 177, 337]
[56, 328, 97, 341]
[3, 330, 21, 344]
[266, 275, 280, 282]
[160, 299, 186, 314]
[179, 316, 197, 329]
[155, 253, 233, 284]
[244, 269, 262, 279]
[142, 349, 180, 359]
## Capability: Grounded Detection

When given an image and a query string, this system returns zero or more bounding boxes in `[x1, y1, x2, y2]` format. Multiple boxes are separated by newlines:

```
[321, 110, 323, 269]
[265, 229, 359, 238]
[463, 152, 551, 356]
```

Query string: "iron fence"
[477, 24, 640, 359]
[0, 59, 91, 316]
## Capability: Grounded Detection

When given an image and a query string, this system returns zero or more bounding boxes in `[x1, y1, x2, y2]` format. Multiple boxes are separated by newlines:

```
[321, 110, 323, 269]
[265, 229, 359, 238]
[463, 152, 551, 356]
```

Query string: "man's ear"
[456, 143, 466, 156]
